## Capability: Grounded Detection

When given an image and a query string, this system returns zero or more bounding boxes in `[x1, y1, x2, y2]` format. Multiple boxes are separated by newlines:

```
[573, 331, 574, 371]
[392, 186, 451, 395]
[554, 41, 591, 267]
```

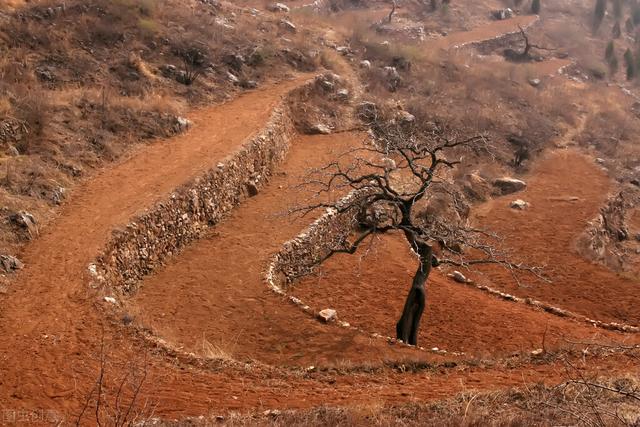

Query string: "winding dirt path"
[0, 77, 312, 416]
[128, 132, 427, 367]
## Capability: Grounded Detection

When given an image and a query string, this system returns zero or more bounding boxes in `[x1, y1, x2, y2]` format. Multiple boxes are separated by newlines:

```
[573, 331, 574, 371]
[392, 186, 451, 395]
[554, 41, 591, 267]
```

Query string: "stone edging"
[264, 193, 465, 357]
[447, 279, 640, 333]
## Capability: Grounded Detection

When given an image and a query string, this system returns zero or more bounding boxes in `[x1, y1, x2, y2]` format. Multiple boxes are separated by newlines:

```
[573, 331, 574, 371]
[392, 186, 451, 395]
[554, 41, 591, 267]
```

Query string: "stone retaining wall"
[456, 17, 540, 54]
[266, 192, 362, 292]
[94, 83, 306, 294]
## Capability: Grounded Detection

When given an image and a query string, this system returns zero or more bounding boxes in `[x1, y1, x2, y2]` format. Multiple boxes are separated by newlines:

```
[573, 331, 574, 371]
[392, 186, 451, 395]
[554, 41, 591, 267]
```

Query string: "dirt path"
[0, 76, 311, 416]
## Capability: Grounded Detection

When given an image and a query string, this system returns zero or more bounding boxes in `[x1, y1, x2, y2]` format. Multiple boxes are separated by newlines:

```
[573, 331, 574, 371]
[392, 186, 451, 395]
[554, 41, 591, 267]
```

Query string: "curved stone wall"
[93, 83, 307, 294]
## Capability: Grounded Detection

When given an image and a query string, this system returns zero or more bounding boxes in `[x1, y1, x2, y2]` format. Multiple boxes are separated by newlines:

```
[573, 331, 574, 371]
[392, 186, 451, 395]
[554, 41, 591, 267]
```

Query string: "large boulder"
[493, 177, 527, 195]
[461, 172, 491, 202]
[307, 123, 331, 135]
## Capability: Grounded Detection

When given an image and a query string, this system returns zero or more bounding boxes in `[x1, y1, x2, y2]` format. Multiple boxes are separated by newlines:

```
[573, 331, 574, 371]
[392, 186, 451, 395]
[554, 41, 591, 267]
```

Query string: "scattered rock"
[397, 110, 415, 124]
[52, 187, 66, 205]
[10, 211, 36, 228]
[318, 308, 337, 323]
[263, 409, 281, 417]
[227, 72, 240, 84]
[510, 199, 530, 210]
[595, 157, 605, 165]
[528, 78, 541, 87]
[493, 177, 527, 195]
[279, 19, 297, 33]
[336, 46, 351, 56]
[449, 270, 471, 284]
[104, 296, 117, 304]
[531, 348, 544, 356]
[241, 80, 258, 89]
[315, 76, 335, 92]
[267, 2, 290, 12]
[160, 64, 177, 77]
[307, 123, 331, 135]
[335, 88, 349, 101]
[462, 172, 491, 202]
[360, 60, 371, 69]
[383, 66, 401, 91]
[10, 211, 38, 238]
[222, 53, 245, 71]
[492, 8, 514, 20]
[174, 116, 191, 133]
[0, 255, 24, 273]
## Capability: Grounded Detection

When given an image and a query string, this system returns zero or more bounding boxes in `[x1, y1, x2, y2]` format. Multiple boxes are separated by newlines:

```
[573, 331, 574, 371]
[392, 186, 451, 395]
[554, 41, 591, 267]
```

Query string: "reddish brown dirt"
[292, 230, 635, 357]
[128, 133, 429, 367]
[467, 149, 640, 326]
[0, 9, 638, 424]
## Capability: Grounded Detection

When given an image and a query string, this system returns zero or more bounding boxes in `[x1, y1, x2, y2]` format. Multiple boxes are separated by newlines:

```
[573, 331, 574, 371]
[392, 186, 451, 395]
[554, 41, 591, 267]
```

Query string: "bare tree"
[504, 25, 555, 61]
[295, 108, 543, 345]
[75, 335, 155, 426]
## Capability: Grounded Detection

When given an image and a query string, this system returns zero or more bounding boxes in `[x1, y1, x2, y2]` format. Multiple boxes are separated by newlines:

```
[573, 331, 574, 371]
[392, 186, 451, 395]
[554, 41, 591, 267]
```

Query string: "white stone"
[104, 296, 117, 304]
[318, 308, 337, 322]
[450, 270, 469, 283]
[510, 199, 529, 210]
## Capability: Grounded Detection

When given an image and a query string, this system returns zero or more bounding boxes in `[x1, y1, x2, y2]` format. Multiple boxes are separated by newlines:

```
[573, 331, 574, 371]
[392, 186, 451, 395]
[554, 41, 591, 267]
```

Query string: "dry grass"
[0, 0, 318, 254]
[154, 374, 640, 426]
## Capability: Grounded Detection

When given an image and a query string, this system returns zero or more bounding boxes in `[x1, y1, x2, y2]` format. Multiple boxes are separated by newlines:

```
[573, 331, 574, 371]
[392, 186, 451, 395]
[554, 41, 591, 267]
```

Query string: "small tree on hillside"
[624, 48, 635, 79]
[296, 109, 542, 345]
[593, 0, 607, 33]
[504, 25, 555, 61]
[609, 53, 619, 76]
[613, 20, 622, 38]
[605, 40, 616, 61]
[626, 16, 635, 33]
[531, 0, 541, 14]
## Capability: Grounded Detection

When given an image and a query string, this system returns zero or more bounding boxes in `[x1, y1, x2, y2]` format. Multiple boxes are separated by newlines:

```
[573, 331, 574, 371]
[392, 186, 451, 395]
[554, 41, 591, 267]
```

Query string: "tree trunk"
[396, 241, 432, 345]
[387, 0, 396, 23]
